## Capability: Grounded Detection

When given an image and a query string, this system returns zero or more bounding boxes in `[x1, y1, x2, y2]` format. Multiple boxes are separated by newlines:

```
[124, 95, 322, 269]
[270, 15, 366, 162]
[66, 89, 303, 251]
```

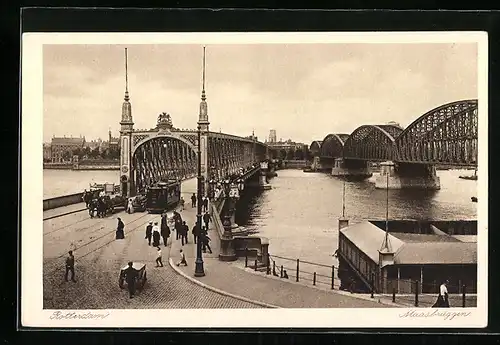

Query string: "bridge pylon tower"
[119, 47, 135, 197]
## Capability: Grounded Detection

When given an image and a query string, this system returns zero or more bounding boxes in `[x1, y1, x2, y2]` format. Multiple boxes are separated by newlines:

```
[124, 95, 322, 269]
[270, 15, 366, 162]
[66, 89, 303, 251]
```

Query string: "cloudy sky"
[43, 43, 477, 144]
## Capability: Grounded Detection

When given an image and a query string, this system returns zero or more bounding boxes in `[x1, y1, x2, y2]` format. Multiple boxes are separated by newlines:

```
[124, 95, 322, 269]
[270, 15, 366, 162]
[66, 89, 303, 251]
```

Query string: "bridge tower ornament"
[156, 112, 174, 132]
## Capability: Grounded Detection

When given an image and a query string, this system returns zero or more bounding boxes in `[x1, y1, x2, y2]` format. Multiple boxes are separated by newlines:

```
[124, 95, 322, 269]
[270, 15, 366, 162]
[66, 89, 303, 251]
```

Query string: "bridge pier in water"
[374, 161, 440, 190]
[331, 158, 372, 179]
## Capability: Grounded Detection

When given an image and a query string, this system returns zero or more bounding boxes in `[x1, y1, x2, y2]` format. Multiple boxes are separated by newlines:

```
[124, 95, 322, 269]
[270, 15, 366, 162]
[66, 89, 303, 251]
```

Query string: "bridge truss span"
[395, 99, 478, 165]
[319, 134, 350, 159]
[132, 134, 197, 193]
[127, 126, 269, 195]
[342, 125, 403, 161]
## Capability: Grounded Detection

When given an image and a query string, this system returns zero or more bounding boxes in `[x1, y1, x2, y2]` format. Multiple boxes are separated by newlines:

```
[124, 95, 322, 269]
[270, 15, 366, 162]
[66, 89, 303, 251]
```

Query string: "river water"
[43, 168, 477, 273]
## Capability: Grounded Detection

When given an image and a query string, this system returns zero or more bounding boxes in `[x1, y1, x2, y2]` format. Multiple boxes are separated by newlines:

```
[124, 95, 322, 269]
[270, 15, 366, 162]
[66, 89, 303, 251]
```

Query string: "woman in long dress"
[432, 280, 450, 307]
[152, 222, 161, 247]
[116, 217, 125, 239]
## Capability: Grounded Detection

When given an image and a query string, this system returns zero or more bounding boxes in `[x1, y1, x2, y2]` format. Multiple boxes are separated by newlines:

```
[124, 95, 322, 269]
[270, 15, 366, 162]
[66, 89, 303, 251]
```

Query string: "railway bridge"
[311, 99, 478, 189]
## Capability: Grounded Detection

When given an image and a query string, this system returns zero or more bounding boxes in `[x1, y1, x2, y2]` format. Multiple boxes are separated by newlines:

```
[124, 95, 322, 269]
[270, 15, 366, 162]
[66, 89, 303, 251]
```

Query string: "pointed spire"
[198, 45, 209, 128]
[201, 45, 206, 101]
[124, 47, 129, 101]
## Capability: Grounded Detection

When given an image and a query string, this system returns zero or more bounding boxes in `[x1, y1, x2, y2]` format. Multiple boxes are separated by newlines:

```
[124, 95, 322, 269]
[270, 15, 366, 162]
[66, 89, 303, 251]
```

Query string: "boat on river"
[459, 169, 477, 180]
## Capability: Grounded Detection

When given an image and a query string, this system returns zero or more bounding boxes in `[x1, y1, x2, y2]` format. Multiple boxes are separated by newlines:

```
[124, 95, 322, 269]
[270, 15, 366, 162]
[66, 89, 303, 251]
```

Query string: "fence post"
[462, 284, 466, 308]
[296, 259, 299, 282]
[266, 259, 270, 275]
[245, 248, 248, 268]
[280, 265, 283, 278]
[254, 259, 258, 271]
[415, 280, 420, 307]
[273, 261, 276, 276]
[331, 266, 335, 290]
[392, 287, 396, 303]
[313, 272, 316, 286]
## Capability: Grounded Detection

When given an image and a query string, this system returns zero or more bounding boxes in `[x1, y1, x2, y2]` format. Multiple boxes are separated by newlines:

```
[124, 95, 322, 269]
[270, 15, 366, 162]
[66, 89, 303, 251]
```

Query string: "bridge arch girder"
[132, 134, 198, 194]
[310, 140, 322, 157]
[320, 133, 350, 159]
[343, 125, 403, 161]
[395, 99, 478, 165]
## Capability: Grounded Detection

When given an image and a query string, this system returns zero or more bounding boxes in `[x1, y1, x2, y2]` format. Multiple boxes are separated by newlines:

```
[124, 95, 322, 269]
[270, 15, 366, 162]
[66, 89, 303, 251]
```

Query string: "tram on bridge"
[146, 180, 181, 213]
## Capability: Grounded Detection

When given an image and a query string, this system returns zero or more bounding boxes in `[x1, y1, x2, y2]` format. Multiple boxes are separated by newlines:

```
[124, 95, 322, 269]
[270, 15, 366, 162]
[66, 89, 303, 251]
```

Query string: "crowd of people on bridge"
[70, 190, 216, 298]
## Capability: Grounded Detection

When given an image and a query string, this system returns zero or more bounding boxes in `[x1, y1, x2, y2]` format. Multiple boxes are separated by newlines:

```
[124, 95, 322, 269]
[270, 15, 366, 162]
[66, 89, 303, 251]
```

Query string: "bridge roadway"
[43, 180, 259, 309]
[43, 179, 393, 309]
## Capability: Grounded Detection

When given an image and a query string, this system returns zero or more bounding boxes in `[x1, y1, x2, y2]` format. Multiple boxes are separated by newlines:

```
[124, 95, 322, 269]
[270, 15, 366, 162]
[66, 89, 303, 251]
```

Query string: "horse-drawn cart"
[87, 182, 127, 217]
[118, 262, 147, 290]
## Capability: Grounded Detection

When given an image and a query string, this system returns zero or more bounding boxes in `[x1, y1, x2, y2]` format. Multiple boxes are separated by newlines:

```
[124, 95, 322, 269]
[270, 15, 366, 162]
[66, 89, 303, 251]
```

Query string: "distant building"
[387, 121, 404, 129]
[43, 143, 51, 162]
[50, 136, 85, 162]
[268, 129, 277, 143]
[85, 139, 102, 152]
[107, 129, 120, 152]
[267, 138, 307, 151]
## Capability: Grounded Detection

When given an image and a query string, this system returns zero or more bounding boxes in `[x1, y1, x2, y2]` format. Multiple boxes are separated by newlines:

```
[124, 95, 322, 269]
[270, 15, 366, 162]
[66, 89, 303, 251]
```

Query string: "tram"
[145, 180, 181, 213]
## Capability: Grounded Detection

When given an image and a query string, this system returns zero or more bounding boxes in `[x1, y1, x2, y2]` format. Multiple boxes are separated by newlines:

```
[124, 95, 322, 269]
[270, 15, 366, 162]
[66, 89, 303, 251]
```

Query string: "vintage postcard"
[21, 32, 488, 328]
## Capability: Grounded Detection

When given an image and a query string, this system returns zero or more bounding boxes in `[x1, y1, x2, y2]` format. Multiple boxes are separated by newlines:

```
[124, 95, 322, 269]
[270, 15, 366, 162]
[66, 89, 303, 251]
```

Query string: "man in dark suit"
[203, 212, 210, 231]
[123, 262, 138, 298]
[145, 222, 153, 245]
[65, 250, 76, 282]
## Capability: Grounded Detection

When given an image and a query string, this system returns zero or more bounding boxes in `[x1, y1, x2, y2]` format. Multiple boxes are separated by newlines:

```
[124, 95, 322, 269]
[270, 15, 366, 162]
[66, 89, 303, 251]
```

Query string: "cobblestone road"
[43, 202, 260, 309]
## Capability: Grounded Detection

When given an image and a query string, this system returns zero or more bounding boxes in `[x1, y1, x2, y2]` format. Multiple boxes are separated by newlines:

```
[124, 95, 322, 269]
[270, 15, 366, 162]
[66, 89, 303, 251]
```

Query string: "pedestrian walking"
[180, 221, 189, 245]
[83, 190, 91, 208]
[65, 250, 76, 282]
[432, 279, 450, 307]
[145, 221, 153, 246]
[191, 193, 197, 208]
[201, 229, 212, 254]
[127, 198, 134, 214]
[202, 196, 209, 212]
[155, 247, 164, 267]
[192, 223, 200, 244]
[123, 261, 138, 298]
[173, 210, 182, 240]
[203, 211, 210, 230]
[152, 222, 161, 247]
[160, 215, 170, 247]
[176, 249, 188, 266]
[116, 218, 125, 239]
[179, 196, 185, 211]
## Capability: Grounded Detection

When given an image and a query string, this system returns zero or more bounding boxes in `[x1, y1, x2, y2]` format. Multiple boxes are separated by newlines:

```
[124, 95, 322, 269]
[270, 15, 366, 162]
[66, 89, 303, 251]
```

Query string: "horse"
[89, 198, 99, 218]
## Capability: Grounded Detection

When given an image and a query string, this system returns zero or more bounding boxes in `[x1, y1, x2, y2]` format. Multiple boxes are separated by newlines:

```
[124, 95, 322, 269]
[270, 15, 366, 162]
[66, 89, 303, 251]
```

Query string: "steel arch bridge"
[343, 125, 404, 161]
[127, 115, 268, 195]
[314, 99, 479, 166]
[309, 140, 322, 157]
[395, 99, 478, 165]
[319, 134, 350, 158]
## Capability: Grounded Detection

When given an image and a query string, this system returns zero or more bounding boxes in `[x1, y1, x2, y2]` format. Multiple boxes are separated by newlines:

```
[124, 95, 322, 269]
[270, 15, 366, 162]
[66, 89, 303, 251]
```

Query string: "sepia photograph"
[21, 32, 488, 328]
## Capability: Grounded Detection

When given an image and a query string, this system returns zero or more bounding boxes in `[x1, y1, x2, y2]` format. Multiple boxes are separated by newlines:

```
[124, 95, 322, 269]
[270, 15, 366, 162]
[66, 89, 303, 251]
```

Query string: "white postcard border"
[21, 31, 488, 328]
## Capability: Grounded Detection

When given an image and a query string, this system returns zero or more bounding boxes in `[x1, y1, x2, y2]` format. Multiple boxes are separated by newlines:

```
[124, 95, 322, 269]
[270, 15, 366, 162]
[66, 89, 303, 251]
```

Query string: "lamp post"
[194, 123, 205, 277]
[219, 177, 237, 261]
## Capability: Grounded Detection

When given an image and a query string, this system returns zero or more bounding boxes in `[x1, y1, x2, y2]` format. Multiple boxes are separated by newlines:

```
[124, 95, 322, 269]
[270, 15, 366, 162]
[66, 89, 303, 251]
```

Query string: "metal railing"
[245, 253, 476, 307]
[265, 254, 341, 290]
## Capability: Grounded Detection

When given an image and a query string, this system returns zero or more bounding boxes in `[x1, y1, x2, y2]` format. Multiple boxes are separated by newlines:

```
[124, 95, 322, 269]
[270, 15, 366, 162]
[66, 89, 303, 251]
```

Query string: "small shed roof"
[395, 242, 477, 265]
[340, 221, 404, 263]
[391, 233, 460, 243]
[340, 221, 477, 266]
